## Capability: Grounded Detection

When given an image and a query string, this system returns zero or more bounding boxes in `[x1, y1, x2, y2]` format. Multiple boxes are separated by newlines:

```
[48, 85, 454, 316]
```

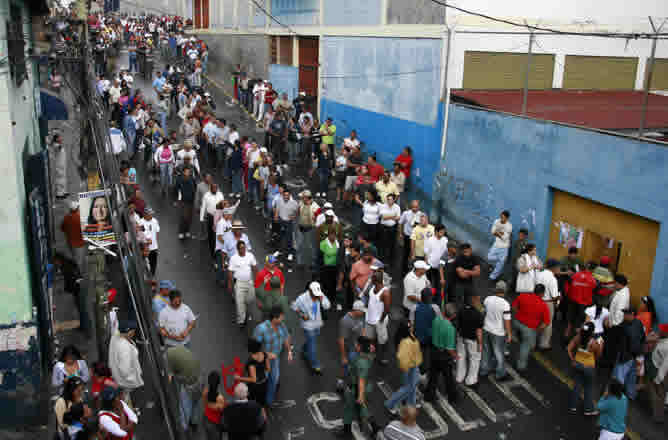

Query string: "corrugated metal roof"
[452, 89, 668, 131]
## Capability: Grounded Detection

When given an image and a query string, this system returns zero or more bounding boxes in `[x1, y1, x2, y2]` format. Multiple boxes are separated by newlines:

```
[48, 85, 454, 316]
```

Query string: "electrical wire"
[428, 0, 668, 39]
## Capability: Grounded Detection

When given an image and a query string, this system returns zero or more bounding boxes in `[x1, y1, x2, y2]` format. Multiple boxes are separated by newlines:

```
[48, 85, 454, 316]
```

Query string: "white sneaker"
[178, 233, 184, 239]
[185, 232, 190, 238]
[336, 304, 342, 311]
[288, 254, 293, 261]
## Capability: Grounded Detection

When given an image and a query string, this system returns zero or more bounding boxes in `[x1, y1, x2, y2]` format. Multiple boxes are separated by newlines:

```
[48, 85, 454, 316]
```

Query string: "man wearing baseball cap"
[152, 280, 175, 322]
[403, 260, 431, 321]
[108, 320, 143, 406]
[254, 254, 285, 294]
[648, 323, 668, 423]
[291, 281, 331, 375]
[337, 300, 367, 389]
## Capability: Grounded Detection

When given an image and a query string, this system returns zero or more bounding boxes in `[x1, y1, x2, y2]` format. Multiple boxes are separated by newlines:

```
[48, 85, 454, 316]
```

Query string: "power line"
[248, 0, 297, 35]
[428, 0, 668, 39]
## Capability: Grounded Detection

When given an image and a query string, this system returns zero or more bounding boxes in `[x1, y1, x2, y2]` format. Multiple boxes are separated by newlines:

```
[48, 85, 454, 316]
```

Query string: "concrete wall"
[270, 0, 319, 26]
[432, 104, 668, 319]
[323, 0, 382, 27]
[387, 0, 445, 25]
[0, 0, 46, 427]
[320, 36, 444, 197]
[205, 34, 270, 95]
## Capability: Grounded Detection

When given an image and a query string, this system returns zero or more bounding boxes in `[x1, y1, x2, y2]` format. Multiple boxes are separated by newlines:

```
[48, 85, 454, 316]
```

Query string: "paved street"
[123, 67, 617, 440]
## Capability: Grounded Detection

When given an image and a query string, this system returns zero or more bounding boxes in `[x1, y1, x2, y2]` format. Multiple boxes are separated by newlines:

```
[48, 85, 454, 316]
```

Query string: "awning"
[40, 90, 68, 121]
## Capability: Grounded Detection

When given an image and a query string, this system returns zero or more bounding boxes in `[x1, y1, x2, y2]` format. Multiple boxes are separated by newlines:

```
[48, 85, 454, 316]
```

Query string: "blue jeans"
[215, 251, 226, 284]
[513, 320, 537, 371]
[231, 169, 243, 194]
[385, 366, 419, 410]
[157, 111, 167, 134]
[480, 331, 507, 379]
[279, 220, 295, 254]
[177, 382, 201, 430]
[344, 350, 359, 377]
[129, 53, 138, 72]
[266, 357, 280, 405]
[569, 362, 595, 411]
[317, 168, 329, 194]
[487, 246, 509, 280]
[126, 132, 136, 156]
[303, 328, 321, 369]
[160, 163, 174, 192]
[248, 171, 259, 203]
[613, 359, 637, 399]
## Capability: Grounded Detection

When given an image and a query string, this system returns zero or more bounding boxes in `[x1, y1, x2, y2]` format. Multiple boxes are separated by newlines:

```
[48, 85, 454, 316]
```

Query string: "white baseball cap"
[309, 281, 324, 297]
[323, 202, 333, 209]
[352, 300, 366, 312]
[414, 260, 429, 270]
[325, 210, 335, 216]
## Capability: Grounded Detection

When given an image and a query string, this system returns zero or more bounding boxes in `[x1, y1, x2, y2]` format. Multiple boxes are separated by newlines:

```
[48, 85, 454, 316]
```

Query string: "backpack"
[160, 147, 172, 162]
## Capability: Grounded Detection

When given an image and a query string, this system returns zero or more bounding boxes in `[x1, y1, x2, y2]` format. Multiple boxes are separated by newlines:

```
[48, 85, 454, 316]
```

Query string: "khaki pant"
[538, 301, 555, 349]
[456, 336, 481, 385]
[234, 280, 256, 325]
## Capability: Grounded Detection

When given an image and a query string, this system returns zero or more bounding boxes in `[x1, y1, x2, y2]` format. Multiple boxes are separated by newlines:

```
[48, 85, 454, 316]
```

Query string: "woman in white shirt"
[516, 243, 542, 293]
[585, 300, 610, 337]
[355, 190, 381, 245]
[379, 193, 401, 263]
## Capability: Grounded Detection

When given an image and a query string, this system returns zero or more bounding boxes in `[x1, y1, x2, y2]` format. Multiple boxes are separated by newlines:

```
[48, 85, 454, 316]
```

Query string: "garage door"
[650, 58, 668, 90]
[463, 51, 555, 90]
[547, 190, 659, 306]
[563, 55, 638, 90]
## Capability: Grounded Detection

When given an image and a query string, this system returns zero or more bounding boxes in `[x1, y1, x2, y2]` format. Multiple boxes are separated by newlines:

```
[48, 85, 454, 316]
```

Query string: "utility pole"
[521, 30, 534, 115]
[638, 16, 663, 137]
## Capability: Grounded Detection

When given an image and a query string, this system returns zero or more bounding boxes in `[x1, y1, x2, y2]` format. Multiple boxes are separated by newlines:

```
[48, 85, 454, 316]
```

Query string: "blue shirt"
[253, 320, 289, 355]
[152, 294, 170, 319]
[597, 395, 628, 434]
[414, 303, 436, 344]
[152, 76, 166, 92]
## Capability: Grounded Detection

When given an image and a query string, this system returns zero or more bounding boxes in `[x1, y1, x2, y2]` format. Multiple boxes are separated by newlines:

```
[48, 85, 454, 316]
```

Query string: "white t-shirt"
[215, 218, 232, 252]
[139, 218, 160, 251]
[403, 271, 429, 314]
[585, 306, 610, 335]
[424, 236, 448, 269]
[535, 269, 560, 301]
[379, 203, 401, 227]
[158, 304, 196, 346]
[491, 219, 512, 249]
[362, 202, 381, 225]
[483, 295, 511, 337]
[228, 252, 257, 282]
[343, 137, 360, 150]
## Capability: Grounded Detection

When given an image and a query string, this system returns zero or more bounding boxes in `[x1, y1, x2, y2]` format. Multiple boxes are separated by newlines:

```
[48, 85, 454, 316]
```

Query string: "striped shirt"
[383, 421, 425, 440]
[252, 320, 289, 356]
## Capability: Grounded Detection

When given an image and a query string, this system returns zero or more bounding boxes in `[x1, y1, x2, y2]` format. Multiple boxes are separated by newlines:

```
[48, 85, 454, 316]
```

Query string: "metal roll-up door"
[563, 55, 638, 90]
[463, 51, 555, 90]
[650, 59, 668, 90]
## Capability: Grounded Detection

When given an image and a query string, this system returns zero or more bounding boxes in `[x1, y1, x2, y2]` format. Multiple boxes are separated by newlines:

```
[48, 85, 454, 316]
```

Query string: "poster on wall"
[79, 190, 115, 246]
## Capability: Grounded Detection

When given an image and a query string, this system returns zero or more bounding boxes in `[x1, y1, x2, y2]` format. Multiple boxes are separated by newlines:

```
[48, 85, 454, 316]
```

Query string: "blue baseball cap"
[266, 255, 278, 264]
[159, 280, 175, 290]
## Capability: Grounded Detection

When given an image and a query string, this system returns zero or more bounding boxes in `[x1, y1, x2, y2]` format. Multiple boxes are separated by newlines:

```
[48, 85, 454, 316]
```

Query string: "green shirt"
[166, 345, 200, 385]
[320, 239, 339, 266]
[349, 353, 373, 387]
[320, 123, 336, 145]
[432, 316, 456, 351]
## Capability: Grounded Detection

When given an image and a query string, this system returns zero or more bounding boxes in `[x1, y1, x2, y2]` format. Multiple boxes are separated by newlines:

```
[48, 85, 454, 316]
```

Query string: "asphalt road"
[127, 64, 616, 440]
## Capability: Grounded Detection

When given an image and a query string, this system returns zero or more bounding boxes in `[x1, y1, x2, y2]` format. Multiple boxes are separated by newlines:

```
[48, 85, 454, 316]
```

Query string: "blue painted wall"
[268, 64, 299, 101]
[434, 104, 668, 319]
[323, 0, 382, 26]
[270, 0, 319, 26]
[321, 99, 444, 198]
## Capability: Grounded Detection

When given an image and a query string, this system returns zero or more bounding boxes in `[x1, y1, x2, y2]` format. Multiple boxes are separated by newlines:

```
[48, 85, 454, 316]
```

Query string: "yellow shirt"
[410, 224, 435, 257]
[375, 180, 399, 203]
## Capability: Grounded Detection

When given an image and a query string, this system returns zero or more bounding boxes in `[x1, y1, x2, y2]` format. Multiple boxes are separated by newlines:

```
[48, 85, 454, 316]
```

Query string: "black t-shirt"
[222, 401, 265, 437]
[345, 154, 363, 177]
[458, 305, 484, 340]
[270, 119, 287, 136]
[454, 255, 481, 285]
[245, 355, 267, 384]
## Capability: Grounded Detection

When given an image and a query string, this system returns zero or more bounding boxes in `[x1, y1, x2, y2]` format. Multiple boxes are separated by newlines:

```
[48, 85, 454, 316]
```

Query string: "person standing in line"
[159, 290, 197, 348]
[108, 320, 143, 407]
[365, 270, 392, 366]
[398, 201, 421, 274]
[453, 243, 482, 306]
[336, 300, 367, 389]
[228, 241, 258, 328]
[456, 294, 484, 388]
[61, 200, 86, 274]
[222, 383, 267, 439]
[51, 134, 69, 199]
[409, 213, 435, 264]
[506, 227, 528, 291]
[648, 323, 668, 424]
[152, 280, 175, 323]
[252, 306, 294, 406]
[564, 262, 597, 341]
[319, 117, 337, 164]
[402, 260, 431, 321]
[98, 386, 138, 440]
[535, 258, 561, 351]
[139, 207, 160, 277]
[296, 190, 319, 271]
[567, 322, 602, 416]
[194, 174, 212, 240]
[175, 166, 197, 240]
[292, 282, 331, 375]
[486, 210, 512, 282]
[609, 274, 631, 328]
[511, 284, 551, 372]
[596, 380, 628, 440]
[166, 345, 202, 432]
[515, 243, 543, 293]
[273, 188, 299, 260]
[414, 288, 439, 376]
[378, 193, 401, 264]
[200, 182, 224, 257]
[613, 307, 646, 400]
[424, 224, 448, 299]
[423, 303, 459, 404]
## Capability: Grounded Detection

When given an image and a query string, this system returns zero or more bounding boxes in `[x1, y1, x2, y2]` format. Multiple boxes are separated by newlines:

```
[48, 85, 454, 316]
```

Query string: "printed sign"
[79, 190, 116, 246]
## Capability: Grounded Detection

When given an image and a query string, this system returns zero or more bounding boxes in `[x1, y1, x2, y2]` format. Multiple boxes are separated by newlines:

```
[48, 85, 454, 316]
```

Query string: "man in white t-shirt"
[487, 210, 512, 281]
[343, 130, 360, 150]
[228, 240, 258, 327]
[402, 260, 430, 322]
[159, 290, 197, 348]
[139, 207, 160, 277]
[424, 224, 448, 295]
[609, 274, 630, 327]
[535, 259, 561, 350]
[479, 280, 512, 381]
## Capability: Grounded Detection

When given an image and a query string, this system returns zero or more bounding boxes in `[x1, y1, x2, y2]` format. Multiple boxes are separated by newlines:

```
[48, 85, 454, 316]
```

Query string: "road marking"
[458, 383, 516, 423]
[306, 392, 365, 439]
[285, 427, 305, 440]
[433, 390, 486, 431]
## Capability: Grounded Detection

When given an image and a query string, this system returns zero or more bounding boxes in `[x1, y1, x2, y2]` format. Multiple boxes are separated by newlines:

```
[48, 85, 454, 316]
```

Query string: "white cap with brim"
[414, 260, 429, 270]
[309, 281, 324, 297]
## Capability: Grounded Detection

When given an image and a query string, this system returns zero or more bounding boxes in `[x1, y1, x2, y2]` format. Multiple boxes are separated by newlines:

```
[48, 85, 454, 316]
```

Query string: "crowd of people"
[50, 10, 668, 440]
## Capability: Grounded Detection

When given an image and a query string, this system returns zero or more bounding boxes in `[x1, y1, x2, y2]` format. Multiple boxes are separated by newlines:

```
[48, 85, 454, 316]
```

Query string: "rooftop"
[452, 89, 668, 132]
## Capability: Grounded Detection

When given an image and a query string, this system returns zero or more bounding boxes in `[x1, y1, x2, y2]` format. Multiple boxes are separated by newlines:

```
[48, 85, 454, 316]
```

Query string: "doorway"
[298, 36, 319, 117]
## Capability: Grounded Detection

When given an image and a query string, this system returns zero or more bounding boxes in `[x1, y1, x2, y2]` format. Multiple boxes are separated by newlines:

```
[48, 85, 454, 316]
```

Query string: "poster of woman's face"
[79, 190, 116, 245]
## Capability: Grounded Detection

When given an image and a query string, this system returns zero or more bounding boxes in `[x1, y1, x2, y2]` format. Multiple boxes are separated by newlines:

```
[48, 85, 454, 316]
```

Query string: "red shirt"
[367, 162, 385, 182]
[395, 154, 413, 178]
[512, 293, 550, 330]
[568, 270, 597, 305]
[61, 211, 85, 248]
[254, 267, 285, 291]
[265, 89, 277, 104]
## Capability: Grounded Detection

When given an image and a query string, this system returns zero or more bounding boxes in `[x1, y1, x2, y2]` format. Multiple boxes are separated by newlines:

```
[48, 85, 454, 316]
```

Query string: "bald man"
[383, 406, 425, 440]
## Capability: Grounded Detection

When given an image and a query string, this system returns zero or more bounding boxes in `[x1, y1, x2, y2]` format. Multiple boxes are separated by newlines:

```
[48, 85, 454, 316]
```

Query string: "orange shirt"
[61, 212, 85, 248]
